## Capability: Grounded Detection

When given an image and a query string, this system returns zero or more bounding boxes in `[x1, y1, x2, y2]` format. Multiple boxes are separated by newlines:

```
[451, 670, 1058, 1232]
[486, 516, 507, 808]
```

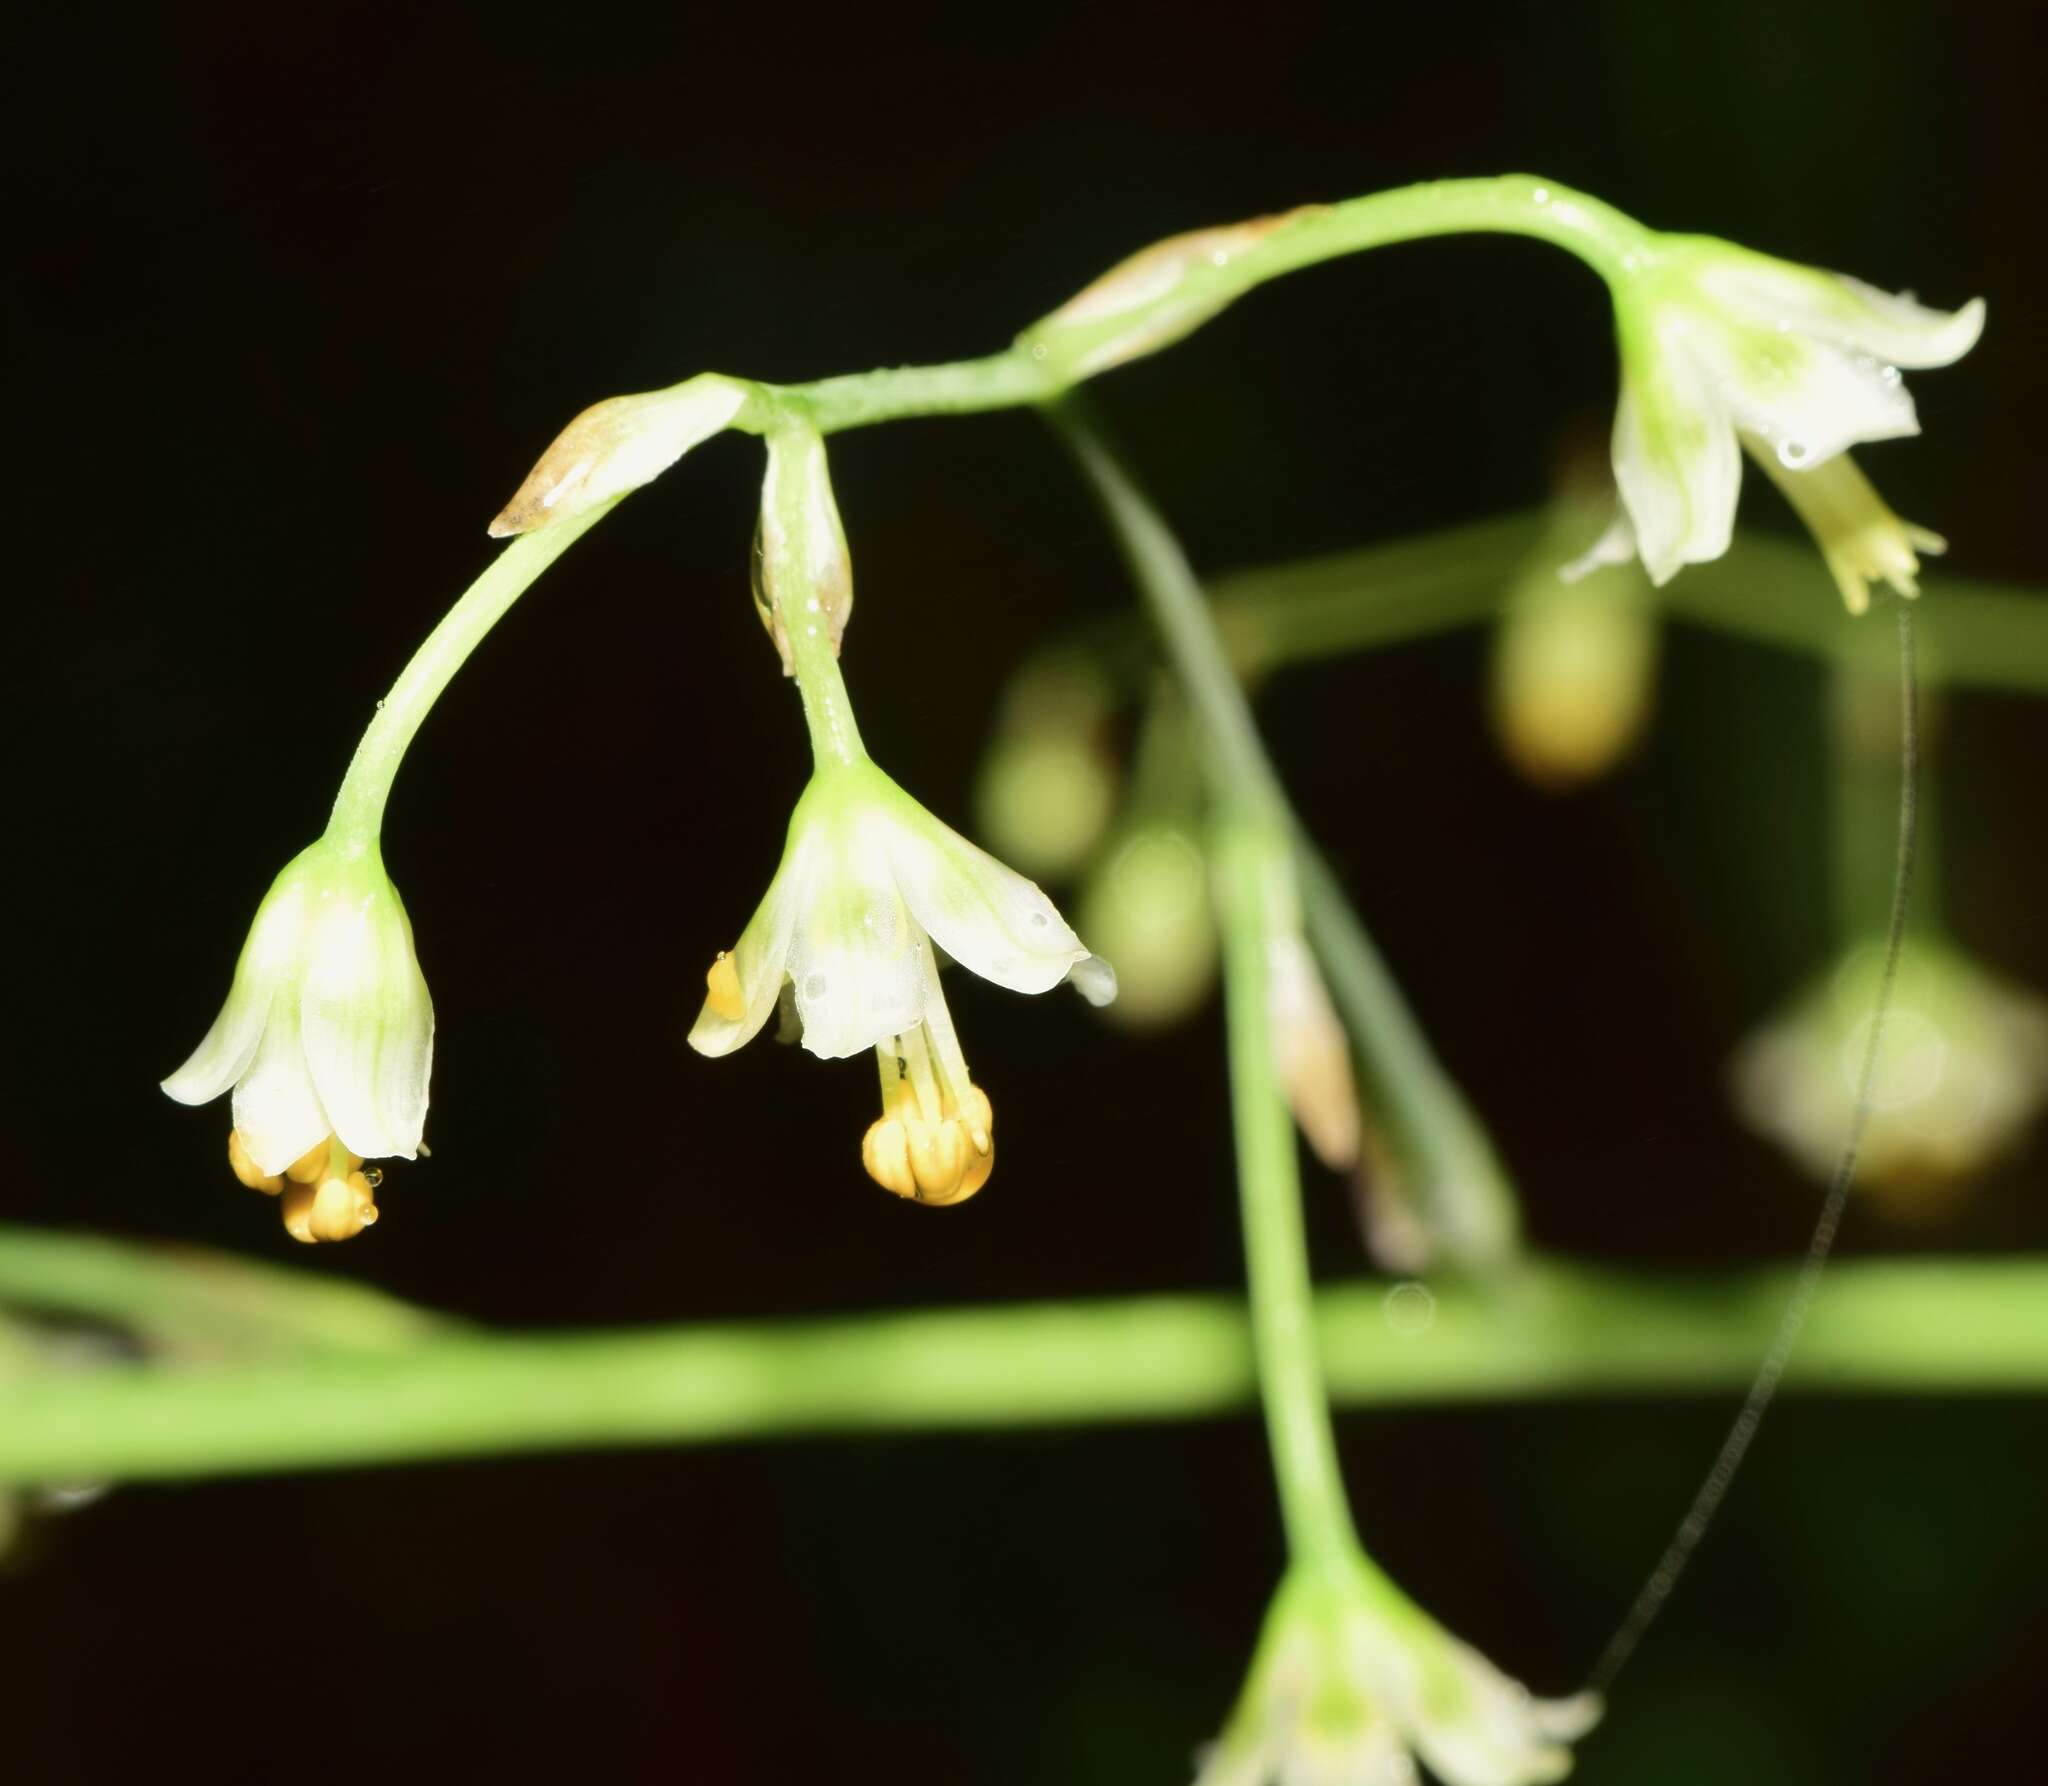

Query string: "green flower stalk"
[1207, 819, 1594, 1786]
[690, 421, 1114, 1205]
[1569, 235, 1983, 608]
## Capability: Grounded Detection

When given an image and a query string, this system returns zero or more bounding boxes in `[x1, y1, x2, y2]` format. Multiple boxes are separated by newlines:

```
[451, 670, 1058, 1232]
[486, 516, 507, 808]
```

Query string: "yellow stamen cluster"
[861, 1079, 995, 1207]
[227, 1129, 382, 1244]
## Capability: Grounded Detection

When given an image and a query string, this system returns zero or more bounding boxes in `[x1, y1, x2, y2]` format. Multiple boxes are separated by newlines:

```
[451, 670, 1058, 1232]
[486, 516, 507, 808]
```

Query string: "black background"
[7, 2, 2046, 1781]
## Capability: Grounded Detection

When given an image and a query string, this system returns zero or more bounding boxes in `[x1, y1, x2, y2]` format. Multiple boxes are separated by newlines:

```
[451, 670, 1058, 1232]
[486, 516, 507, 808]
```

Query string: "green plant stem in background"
[325, 503, 615, 850]
[0, 1229, 450, 1361]
[1214, 817, 1361, 1564]
[0, 1237, 2042, 1485]
[1182, 517, 2048, 691]
[1049, 393, 1524, 1268]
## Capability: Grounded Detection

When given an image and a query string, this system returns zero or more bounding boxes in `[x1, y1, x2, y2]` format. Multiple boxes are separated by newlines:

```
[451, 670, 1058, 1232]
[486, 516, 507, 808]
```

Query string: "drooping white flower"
[1569, 236, 1982, 601]
[690, 758, 1115, 1205]
[163, 838, 432, 1239]
[1200, 1560, 1598, 1786]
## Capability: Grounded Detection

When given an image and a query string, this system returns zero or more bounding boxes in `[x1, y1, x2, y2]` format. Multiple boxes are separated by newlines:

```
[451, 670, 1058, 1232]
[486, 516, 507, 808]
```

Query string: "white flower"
[1569, 236, 1982, 598]
[1199, 1560, 1598, 1786]
[1733, 937, 2048, 1211]
[488, 372, 749, 537]
[690, 758, 1115, 1204]
[163, 839, 432, 1237]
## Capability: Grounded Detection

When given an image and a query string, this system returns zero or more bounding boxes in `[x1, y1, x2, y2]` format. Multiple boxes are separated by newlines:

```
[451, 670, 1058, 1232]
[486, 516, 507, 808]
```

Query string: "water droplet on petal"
[1777, 439, 1810, 468]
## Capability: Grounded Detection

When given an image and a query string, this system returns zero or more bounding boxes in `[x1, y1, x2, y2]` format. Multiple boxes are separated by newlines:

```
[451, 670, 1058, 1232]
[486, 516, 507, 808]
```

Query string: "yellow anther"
[704, 951, 746, 1022]
[281, 1168, 381, 1245]
[860, 1081, 996, 1207]
[227, 1129, 283, 1195]
[284, 1139, 334, 1185]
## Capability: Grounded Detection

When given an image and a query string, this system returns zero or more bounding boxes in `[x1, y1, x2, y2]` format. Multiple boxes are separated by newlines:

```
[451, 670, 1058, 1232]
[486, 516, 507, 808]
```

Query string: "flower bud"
[489, 373, 748, 537]
[1019, 207, 1326, 381]
[754, 424, 853, 672]
[1078, 824, 1217, 1029]
[1493, 550, 1658, 787]
[976, 659, 1120, 879]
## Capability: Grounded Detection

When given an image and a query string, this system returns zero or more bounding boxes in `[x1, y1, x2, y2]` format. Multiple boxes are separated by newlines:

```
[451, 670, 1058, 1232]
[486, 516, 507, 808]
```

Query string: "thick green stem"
[1049, 393, 1522, 1268]
[1215, 819, 1362, 1565]
[325, 505, 614, 850]
[0, 1239, 2041, 1485]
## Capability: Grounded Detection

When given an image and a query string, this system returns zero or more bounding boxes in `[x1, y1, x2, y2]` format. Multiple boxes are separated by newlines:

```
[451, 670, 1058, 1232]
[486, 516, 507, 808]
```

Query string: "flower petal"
[1823, 280, 1985, 368]
[230, 996, 333, 1176]
[1696, 247, 1986, 368]
[300, 886, 435, 1161]
[161, 979, 276, 1106]
[1366, 1628, 1587, 1786]
[1717, 330, 1919, 468]
[886, 809, 1091, 997]
[688, 828, 812, 1058]
[161, 867, 312, 1105]
[786, 821, 927, 1059]
[1556, 510, 1638, 585]
[1610, 339, 1740, 585]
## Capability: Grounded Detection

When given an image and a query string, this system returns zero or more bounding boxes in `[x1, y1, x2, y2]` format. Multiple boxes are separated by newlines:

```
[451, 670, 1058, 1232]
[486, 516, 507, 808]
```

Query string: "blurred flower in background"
[1732, 937, 2048, 1221]
[1079, 821, 1218, 1028]
[975, 658, 1122, 882]
[1494, 457, 1661, 789]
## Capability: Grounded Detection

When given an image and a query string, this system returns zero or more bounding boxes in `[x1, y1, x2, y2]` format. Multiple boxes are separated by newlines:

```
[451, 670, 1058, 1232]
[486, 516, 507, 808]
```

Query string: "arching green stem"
[325, 503, 614, 853]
